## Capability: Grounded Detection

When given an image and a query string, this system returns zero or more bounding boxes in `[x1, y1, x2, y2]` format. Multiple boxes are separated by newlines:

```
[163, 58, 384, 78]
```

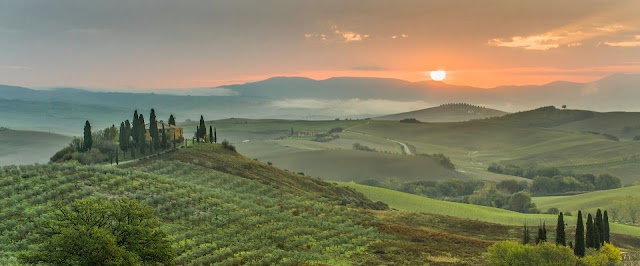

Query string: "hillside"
[0, 143, 561, 265]
[375, 103, 508, 122]
[533, 185, 640, 215]
[0, 128, 71, 166]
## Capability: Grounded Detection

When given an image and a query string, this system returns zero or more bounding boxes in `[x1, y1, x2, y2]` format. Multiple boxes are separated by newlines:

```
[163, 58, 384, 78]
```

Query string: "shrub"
[547, 207, 560, 215]
[353, 143, 377, 152]
[399, 118, 420, 123]
[221, 140, 236, 152]
[487, 241, 577, 266]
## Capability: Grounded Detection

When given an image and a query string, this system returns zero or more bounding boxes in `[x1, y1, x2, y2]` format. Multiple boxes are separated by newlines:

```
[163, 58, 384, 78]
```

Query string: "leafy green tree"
[556, 213, 566, 246]
[575, 210, 585, 257]
[83, 120, 93, 151]
[603, 210, 610, 243]
[19, 198, 174, 265]
[168, 114, 176, 126]
[149, 109, 159, 151]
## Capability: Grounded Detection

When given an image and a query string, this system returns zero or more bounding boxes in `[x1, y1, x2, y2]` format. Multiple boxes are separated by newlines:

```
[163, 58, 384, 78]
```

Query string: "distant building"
[145, 121, 183, 140]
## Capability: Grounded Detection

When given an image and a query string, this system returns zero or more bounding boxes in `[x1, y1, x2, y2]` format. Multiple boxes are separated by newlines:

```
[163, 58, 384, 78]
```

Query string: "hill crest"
[375, 103, 508, 122]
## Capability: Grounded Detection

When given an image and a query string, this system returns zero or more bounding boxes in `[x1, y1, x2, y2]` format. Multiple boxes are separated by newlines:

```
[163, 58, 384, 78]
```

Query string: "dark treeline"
[488, 164, 621, 195]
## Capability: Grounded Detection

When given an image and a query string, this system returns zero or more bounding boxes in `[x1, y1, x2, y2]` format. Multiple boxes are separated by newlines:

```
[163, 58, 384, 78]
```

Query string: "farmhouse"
[145, 121, 183, 140]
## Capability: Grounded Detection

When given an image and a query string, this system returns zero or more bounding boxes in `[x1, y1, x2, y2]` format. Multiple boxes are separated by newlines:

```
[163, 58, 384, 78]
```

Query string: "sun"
[430, 70, 447, 81]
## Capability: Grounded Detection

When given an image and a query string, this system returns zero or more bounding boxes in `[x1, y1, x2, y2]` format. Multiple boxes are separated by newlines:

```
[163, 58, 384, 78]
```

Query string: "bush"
[399, 118, 420, 123]
[353, 143, 377, 152]
[221, 140, 236, 152]
[547, 207, 560, 214]
[487, 241, 577, 266]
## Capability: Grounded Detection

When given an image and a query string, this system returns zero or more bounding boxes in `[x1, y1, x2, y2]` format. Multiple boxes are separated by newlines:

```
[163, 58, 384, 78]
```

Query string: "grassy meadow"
[339, 182, 640, 237]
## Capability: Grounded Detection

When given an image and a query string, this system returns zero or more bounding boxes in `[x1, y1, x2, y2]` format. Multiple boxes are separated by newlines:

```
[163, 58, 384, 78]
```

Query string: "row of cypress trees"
[523, 208, 610, 257]
[117, 109, 178, 159]
[195, 115, 217, 143]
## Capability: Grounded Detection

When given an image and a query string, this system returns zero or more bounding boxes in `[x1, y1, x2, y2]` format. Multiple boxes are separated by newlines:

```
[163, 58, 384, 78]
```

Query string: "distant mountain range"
[374, 103, 508, 122]
[2, 73, 640, 134]
[218, 74, 640, 112]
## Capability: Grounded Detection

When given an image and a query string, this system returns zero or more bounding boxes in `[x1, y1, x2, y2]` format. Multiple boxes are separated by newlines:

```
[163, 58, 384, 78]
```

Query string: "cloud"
[488, 34, 564, 50]
[489, 23, 627, 50]
[604, 35, 640, 47]
[391, 34, 408, 39]
[304, 25, 369, 43]
[270, 98, 430, 116]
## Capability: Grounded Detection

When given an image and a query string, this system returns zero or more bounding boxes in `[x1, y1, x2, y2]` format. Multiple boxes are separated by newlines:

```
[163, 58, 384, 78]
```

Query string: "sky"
[1, 0, 640, 89]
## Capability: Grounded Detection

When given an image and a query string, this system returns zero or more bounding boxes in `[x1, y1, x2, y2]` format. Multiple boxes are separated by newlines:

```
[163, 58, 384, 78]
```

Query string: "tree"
[522, 223, 531, 245]
[161, 124, 167, 149]
[536, 227, 544, 244]
[290, 127, 294, 136]
[209, 126, 213, 143]
[138, 114, 146, 154]
[168, 114, 176, 126]
[508, 191, 534, 213]
[118, 122, 127, 159]
[603, 210, 610, 243]
[131, 110, 139, 146]
[19, 198, 174, 265]
[83, 120, 93, 151]
[214, 127, 217, 143]
[586, 213, 600, 249]
[542, 222, 547, 242]
[149, 109, 159, 151]
[556, 213, 566, 246]
[198, 115, 206, 141]
[115, 148, 119, 165]
[596, 209, 604, 246]
[575, 211, 585, 257]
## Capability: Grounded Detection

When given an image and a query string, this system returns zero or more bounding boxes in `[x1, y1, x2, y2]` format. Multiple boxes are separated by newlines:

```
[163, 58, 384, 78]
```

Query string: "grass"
[338, 182, 640, 237]
[533, 185, 640, 214]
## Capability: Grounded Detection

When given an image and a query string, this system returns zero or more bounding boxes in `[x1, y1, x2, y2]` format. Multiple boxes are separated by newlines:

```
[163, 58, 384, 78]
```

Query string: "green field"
[0, 129, 72, 166]
[339, 182, 640, 237]
[533, 185, 640, 214]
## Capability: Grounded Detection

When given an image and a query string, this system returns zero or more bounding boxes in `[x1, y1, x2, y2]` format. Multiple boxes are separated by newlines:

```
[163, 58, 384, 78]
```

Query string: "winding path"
[391, 139, 413, 155]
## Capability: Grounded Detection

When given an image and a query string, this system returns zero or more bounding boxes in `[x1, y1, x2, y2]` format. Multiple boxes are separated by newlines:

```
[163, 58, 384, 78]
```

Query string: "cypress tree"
[536, 227, 544, 244]
[522, 222, 530, 245]
[168, 114, 176, 126]
[132, 110, 139, 145]
[199, 115, 206, 140]
[604, 210, 610, 243]
[542, 221, 547, 242]
[556, 212, 566, 246]
[195, 126, 199, 143]
[586, 213, 595, 248]
[161, 124, 167, 149]
[119, 122, 126, 154]
[214, 127, 217, 143]
[150, 109, 159, 151]
[209, 126, 213, 143]
[138, 114, 146, 154]
[83, 120, 93, 151]
[593, 220, 601, 250]
[124, 120, 131, 158]
[596, 209, 604, 246]
[575, 210, 585, 257]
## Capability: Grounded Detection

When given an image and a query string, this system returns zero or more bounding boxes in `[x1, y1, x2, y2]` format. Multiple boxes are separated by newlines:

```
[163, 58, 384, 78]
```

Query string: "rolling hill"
[1, 143, 566, 265]
[375, 103, 508, 122]
[0, 128, 71, 166]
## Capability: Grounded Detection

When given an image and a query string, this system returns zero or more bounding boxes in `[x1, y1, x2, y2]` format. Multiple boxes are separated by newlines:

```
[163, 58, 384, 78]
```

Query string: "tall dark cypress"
[603, 210, 610, 243]
[132, 110, 139, 144]
[542, 222, 547, 242]
[556, 213, 566, 246]
[214, 127, 217, 143]
[593, 220, 601, 250]
[168, 114, 176, 126]
[124, 120, 131, 157]
[596, 209, 604, 246]
[149, 109, 159, 151]
[83, 120, 93, 151]
[522, 223, 530, 245]
[119, 122, 126, 158]
[586, 214, 594, 249]
[161, 124, 167, 149]
[209, 126, 213, 143]
[575, 211, 585, 257]
[138, 114, 146, 154]
[195, 126, 199, 143]
[536, 227, 544, 244]
[199, 115, 206, 140]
